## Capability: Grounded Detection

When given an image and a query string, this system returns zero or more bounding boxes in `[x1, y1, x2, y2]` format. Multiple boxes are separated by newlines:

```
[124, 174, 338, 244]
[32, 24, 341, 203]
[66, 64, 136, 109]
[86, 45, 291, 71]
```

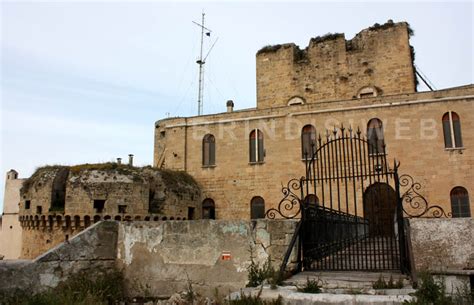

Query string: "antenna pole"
[193, 12, 213, 116]
[197, 12, 205, 115]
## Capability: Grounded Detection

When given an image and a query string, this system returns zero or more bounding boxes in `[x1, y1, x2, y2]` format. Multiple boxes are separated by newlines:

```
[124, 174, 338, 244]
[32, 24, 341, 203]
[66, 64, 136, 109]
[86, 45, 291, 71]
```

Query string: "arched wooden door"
[363, 183, 397, 237]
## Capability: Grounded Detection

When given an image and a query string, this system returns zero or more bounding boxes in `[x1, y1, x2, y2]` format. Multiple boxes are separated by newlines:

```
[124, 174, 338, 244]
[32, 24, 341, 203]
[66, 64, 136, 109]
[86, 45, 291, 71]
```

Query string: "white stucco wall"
[0, 171, 24, 259]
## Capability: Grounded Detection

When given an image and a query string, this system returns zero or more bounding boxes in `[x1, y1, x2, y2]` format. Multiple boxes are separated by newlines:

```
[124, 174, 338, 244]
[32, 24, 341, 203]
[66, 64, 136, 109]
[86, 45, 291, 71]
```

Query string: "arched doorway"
[363, 183, 397, 236]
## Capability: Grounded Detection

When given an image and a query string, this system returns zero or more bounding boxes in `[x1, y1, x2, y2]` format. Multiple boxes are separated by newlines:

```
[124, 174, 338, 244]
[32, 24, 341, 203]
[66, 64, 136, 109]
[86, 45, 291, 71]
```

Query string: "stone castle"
[1, 20, 472, 260]
[154, 21, 472, 220]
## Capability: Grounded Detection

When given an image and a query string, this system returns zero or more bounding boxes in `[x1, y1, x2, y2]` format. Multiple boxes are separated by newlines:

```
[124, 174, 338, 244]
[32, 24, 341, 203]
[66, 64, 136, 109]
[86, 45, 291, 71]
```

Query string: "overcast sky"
[1, 1, 473, 210]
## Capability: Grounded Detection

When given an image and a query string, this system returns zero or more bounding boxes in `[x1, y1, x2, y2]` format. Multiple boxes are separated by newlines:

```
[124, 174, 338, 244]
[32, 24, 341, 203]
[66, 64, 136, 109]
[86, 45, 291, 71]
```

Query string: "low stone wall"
[0, 220, 298, 299]
[409, 218, 474, 271]
[0, 221, 118, 298]
[116, 220, 299, 298]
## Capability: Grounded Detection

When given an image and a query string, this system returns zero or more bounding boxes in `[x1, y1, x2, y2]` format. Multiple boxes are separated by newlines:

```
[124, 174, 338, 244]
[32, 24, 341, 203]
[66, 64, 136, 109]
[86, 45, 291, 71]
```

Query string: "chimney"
[128, 154, 134, 166]
[116, 158, 122, 165]
[226, 100, 234, 113]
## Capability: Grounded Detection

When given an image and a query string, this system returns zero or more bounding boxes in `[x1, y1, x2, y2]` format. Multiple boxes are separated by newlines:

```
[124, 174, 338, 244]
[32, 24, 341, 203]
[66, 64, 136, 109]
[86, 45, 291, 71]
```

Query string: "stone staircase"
[230, 272, 415, 305]
[307, 236, 400, 271]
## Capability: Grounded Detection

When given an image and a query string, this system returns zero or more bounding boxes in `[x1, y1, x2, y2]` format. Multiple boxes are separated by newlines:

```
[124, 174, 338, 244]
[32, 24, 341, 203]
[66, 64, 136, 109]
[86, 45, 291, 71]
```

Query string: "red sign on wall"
[221, 251, 231, 260]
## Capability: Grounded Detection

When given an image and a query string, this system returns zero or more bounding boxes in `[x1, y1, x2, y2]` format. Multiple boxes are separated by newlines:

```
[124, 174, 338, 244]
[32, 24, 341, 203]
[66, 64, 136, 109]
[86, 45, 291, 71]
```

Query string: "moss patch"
[21, 165, 67, 195]
[310, 33, 344, 44]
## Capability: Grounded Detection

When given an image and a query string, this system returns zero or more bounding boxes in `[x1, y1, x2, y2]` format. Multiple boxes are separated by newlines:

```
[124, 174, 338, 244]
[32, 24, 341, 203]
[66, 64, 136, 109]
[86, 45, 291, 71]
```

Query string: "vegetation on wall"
[0, 271, 124, 305]
[309, 33, 344, 44]
[20, 165, 67, 195]
[159, 169, 200, 195]
[21, 163, 200, 195]
[256, 44, 283, 55]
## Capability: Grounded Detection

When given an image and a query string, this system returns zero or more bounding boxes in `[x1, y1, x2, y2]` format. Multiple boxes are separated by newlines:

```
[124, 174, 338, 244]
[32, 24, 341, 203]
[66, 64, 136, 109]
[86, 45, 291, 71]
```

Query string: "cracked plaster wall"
[116, 220, 299, 298]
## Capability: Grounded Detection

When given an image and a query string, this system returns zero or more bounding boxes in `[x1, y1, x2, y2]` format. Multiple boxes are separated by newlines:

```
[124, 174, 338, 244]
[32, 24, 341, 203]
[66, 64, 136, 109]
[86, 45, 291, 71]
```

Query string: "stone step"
[229, 284, 415, 305]
[283, 271, 410, 289]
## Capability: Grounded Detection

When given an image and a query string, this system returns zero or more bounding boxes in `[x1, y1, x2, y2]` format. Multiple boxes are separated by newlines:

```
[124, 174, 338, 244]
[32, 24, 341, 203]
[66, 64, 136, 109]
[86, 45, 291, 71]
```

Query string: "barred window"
[250, 196, 265, 219]
[450, 187, 471, 218]
[442, 112, 463, 148]
[202, 198, 215, 220]
[301, 125, 316, 159]
[367, 118, 384, 155]
[249, 129, 264, 163]
[202, 134, 216, 166]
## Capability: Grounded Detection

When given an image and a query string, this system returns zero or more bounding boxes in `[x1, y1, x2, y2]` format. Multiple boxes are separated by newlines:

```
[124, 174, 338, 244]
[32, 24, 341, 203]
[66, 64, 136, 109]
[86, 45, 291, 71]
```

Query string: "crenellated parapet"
[256, 20, 416, 109]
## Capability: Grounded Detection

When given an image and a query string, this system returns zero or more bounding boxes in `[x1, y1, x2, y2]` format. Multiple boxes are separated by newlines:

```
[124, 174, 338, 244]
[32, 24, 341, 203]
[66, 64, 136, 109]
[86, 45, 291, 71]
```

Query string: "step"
[283, 271, 411, 289]
[229, 285, 415, 305]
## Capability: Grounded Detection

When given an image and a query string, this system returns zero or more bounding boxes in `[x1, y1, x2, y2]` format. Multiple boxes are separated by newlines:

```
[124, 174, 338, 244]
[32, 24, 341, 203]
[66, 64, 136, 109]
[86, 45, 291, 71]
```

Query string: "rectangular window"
[93, 200, 105, 213]
[188, 207, 195, 220]
[36, 206, 42, 214]
[118, 205, 127, 214]
[25, 200, 31, 209]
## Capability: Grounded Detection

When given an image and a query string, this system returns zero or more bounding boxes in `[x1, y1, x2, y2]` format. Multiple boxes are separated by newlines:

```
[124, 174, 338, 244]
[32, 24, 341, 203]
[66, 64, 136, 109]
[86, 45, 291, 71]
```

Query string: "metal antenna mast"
[193, 12, 212, 116]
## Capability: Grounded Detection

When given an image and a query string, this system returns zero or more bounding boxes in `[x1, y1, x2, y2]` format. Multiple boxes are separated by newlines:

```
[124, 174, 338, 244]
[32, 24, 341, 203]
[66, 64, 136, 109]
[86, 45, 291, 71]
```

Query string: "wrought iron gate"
[267, 126, 450, 274]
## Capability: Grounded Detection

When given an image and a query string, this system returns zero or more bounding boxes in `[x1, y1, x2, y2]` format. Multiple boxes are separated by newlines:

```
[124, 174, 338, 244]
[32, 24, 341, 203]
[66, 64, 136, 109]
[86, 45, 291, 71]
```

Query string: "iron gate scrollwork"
[266, 126, 448, 274]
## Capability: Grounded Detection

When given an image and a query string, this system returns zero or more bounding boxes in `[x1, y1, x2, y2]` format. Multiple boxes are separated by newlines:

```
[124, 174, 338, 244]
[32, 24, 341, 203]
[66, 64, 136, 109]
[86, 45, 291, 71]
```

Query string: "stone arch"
[114, 215, 122, 221]
[93, 215, 101, 223]
[74, 215, 81, 228]
[84, 215, 91, 227]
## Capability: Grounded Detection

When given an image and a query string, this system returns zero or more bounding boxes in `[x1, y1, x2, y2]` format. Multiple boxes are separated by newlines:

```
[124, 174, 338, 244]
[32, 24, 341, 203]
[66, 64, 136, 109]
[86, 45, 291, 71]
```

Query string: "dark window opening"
[25, 200, 31, 209]
[359, 92, 374, 98]
[442, 112, 463, 148]
[148, 190, 163, 213]
[188, 207, 195, 220]
[250, 196, 265, 219]
[36, 206, 42, 214]
[118, 205, 127, 214]
[160, 130, 166, 138]
[249, 129, 264, 163]
[450, 187, 471, 218]
[202, 134, 216, 166]
[84, 216, 91, 228]
[50, 167, 69, 211]
[301, 125, 316, 159]
[202, 199, 216, 220]
[93, 200, 105, 213]
[367, 118, 384, 155]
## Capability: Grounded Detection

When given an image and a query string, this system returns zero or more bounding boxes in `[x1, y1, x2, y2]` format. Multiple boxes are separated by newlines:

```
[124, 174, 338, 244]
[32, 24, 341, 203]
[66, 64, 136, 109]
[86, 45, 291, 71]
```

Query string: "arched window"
[442, 112, 463, 148]
[250, 196, 265, 219]
[249, 129, 264, 163]
[202, 134, 216, 166]
[202, 198, 215, 220]
[450, 187, 471, 218]
[367, 118, 384, 155]
[301, 125, 316, 159]
[304, 194, 319, 207]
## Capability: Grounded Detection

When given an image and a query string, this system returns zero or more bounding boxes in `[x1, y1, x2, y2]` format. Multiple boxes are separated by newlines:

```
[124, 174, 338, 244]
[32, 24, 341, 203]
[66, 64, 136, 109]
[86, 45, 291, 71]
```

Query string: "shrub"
[296, 277, 322, 294]
[0, 271, 124, 305]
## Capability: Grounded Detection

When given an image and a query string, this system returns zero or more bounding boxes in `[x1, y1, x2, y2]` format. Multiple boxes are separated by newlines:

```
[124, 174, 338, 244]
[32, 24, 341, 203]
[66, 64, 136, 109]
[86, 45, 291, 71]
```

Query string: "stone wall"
[17, 165, 202, 258]
[155, 86, 474, 220]
[0, 221, 118, 298]
[408, 218, 474, 271]
[117, 220, 299, 298]
[256, 21, 415, 109]
[0, 220, 298, 299]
